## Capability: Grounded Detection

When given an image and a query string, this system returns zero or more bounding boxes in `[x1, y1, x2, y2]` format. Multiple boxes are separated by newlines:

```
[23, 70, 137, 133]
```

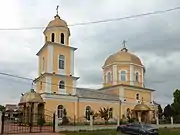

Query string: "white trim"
[45, 77, 51, 93]
[130, 65, 134, 85]
[57, 54, 66, 75]
[112, 65, 117, 85]
[47, 45, 53, 73]
[70, 49, 74, 75]
[141, 68, 144, 87]
[42, 94, 119, 103]
[72, 80, 77, 95]
[118, 69, 128, 82]
[103, 62, 144, 69]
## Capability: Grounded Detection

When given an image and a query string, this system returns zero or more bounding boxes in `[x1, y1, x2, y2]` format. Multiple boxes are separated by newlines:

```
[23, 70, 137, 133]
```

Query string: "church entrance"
[1, 111, 55, 134]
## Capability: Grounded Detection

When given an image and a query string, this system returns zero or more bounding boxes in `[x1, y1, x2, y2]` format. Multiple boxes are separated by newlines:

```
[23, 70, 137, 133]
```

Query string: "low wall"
[56, 124, 180, 132]
[57, 125, 117, 132]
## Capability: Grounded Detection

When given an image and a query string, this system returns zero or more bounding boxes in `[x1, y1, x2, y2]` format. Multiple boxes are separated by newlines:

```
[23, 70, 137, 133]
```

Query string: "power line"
[0, 6, 180, 31]
[0, 71, 172, 105]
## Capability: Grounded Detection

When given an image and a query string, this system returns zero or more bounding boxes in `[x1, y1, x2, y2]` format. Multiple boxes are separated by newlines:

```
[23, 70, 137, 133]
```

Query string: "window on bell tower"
[51, 33, 55, 42]
[135, 72, 139, 82]
[59, 80, 65, 89]
[61, 33, 64, 44]
[120, 70, 126, 81]
[59, 55, 65, 69]
[107, 72, 111, 83]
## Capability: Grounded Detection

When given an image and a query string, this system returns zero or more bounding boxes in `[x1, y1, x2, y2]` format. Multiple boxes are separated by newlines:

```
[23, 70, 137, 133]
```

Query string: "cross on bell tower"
[121, 40, 128, 52]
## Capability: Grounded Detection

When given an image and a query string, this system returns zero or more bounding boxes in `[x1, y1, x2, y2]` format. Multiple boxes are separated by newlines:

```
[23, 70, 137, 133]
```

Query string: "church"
[33, 9, 158, 123]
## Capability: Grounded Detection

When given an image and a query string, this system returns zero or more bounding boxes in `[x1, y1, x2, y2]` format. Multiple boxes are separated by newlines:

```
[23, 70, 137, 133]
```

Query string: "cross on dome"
[54, 5, 60, 19]
[121, 40, 128, 52]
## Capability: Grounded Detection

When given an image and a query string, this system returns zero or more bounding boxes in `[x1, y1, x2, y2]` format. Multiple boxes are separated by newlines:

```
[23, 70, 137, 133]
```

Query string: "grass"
[62, 128, 180, 135]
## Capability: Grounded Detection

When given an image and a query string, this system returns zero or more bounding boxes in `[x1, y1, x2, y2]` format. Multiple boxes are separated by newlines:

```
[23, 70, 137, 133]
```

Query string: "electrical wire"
[0, 71, 171, 105]
[0, 6, 180, 31]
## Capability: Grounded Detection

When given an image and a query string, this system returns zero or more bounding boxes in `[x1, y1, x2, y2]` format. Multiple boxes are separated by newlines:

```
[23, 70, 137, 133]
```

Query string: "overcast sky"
[0, 0, 180, 108]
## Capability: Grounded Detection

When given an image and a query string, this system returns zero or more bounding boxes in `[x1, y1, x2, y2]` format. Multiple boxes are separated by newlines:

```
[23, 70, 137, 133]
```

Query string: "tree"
[158, 104, 163, 119]
[0, 105, 5, 112]
[98, 107, 111, 124]
[171, 89, 180, 115]
[163, 104, 174, 119]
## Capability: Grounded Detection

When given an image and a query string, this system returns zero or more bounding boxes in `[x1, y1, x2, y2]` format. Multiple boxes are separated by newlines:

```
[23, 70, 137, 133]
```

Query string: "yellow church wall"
[35, 76, 46, 93]
[124, 88, 151, 103]
[44, 98, 75, 118]
[78, 100, 120, 119]
[53, 45, 71, 75]
[121, 103, 136, 116]
[51, 75, 73, 94]
[103, 66, 113, 87]
[133, 65, 143, 87]
[106, 88, 119, 95]
[38, 47, 48, 75]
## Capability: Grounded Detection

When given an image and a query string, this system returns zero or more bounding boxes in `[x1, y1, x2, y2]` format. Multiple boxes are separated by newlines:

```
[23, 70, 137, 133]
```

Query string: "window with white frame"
[59, 55, 65, 69]
[59, 80, 65, 89]
[135, 72, 139, 82]
[85, 106, 91, 120]
[57, 105, 64, 118]
[120, 70, 126, 81]
[107, 72, 111, 83]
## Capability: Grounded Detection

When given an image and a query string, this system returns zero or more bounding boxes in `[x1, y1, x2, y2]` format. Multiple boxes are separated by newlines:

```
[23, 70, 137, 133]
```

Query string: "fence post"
[156, 117, 159, 125]
[55, 112, 59, 132]
[1, 111, 4, 134]
[53, 113, 55, 132]
[90, 115, 93, 131]
[0, 111, 2, 134]
[170, 117, 173, 125]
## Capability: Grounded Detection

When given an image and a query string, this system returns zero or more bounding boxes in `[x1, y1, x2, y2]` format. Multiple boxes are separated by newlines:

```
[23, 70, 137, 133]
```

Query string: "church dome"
[47, 15, 68, 28]
[19, 89, 44, 105]
[103, 47, 142, 67]
[44, 14, 70, 35]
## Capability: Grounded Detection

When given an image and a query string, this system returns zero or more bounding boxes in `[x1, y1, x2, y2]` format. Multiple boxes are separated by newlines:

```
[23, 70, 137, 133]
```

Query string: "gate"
[1, 112, 55, 134]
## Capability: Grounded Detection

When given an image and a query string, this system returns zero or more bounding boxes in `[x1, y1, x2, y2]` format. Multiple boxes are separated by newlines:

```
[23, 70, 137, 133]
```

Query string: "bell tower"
[34, 6, 79, 95]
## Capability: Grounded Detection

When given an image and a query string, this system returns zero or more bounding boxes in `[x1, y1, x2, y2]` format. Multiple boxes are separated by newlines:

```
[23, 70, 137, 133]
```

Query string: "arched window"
[120, 70, 126, 81]
[85, 106, 91, 120]
[107, 72, 111, 82]
[61, 33, 65, 44]
[59, 81, 65, 89]
[51, 33, 55, 42]
[109, 108, 113, 118]
[59, 55, 65, 69]
[136, 93, 140, 100]
[135, 72, 139, 82]
[57, 105, 64, 118]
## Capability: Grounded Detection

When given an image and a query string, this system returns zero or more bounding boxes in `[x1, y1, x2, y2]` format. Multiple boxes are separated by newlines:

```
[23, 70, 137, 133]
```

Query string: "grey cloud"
[1, 0, 180, 106]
